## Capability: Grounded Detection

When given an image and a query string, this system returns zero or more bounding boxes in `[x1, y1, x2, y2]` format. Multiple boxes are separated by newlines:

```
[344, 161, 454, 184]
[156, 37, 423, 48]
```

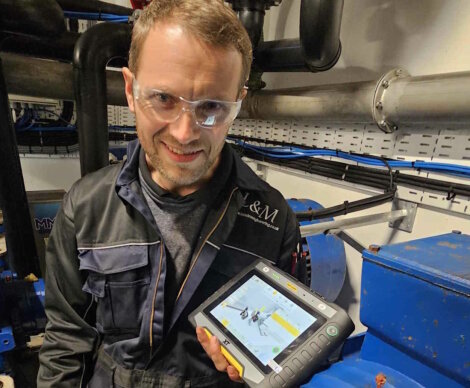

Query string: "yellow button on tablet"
[287, 282, 297, 292]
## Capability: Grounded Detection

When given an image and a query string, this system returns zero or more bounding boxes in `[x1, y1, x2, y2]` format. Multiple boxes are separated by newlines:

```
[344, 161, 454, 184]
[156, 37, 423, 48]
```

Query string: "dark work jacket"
[37, 139, 300, 387]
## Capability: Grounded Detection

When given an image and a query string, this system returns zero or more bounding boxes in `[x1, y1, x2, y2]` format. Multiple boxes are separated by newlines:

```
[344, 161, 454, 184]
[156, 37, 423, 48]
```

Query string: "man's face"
[123, 22, 245, 196]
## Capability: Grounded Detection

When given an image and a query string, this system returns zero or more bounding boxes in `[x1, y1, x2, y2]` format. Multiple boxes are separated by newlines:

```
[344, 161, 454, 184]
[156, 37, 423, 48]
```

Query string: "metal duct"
[240, 69, 470, 131]
[0, 0, 66, 37]
[73, 22, 131, 176]
[240, 81, 375, 121]
[56, 0, 133, 16]
[0, 58, 40, 278]
[254, 0, 343, 72]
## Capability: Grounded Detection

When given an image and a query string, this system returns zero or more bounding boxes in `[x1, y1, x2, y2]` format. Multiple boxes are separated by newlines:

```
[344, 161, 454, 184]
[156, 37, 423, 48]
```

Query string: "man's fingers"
[196, 326, 242, 380]
[196, 327, 229, 372]
[227, 366, 243, 383]
[196, 327, 210, 353]
[209, 335, 230, 372]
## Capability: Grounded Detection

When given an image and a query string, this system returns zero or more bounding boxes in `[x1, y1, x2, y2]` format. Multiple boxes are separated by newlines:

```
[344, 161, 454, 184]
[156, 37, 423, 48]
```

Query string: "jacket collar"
[116, 138, 270, 192]
[116, 138, 141, 188]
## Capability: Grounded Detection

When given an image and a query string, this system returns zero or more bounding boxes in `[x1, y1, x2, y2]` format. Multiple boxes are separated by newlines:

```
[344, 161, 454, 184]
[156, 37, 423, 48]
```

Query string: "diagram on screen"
[210, 275, 317, 365]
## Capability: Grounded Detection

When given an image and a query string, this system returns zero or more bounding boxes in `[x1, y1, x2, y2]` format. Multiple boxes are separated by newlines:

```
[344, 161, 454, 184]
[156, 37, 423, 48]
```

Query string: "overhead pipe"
[0, 31, 79, 63]
[0, 0, 65, 37]
[0, 58, 40, 278]
[56, 0, 133, 16]
[1, 53, 126, 105]
[230, 0, 269, 49]
[240, 68, 470, 132]
[253, 0, 343, 72]
[73, 22, 131, 176]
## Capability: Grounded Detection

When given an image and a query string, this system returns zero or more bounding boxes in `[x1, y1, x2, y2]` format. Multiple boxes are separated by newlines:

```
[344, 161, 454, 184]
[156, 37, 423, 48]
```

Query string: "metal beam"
[300, 209, 408, 237]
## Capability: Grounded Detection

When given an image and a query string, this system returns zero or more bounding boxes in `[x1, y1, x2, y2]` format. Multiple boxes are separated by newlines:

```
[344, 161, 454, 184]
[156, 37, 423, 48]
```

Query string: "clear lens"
[195, 100, 234, 127]
[134, 78, 241, 128]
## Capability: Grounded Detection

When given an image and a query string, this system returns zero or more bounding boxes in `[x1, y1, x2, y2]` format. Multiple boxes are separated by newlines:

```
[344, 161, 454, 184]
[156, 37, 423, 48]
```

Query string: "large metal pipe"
[253, 0, 343, 72]
[0, 0, 65, 37]
[0, 58, 40, 278]
[1, 53, 126, 105]
[240, 70, 470, 130]
[73, 22, 131, 176]
[240, 80, 376, 121]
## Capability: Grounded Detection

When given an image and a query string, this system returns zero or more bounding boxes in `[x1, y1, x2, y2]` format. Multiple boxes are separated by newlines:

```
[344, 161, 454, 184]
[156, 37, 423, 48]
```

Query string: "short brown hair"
[128, 0, 252, 91]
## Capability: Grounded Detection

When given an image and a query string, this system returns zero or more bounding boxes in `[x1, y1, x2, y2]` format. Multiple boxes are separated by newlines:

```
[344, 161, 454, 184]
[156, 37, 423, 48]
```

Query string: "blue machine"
[0, 268, 46, 373]
[287, 199, 347, 302]
[305, 232, 470, 387]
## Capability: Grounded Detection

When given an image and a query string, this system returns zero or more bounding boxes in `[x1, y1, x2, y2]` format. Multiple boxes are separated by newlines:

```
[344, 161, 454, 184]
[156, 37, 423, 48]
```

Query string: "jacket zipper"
[149, 242, 164, 355]
[176, 186, 239, 301]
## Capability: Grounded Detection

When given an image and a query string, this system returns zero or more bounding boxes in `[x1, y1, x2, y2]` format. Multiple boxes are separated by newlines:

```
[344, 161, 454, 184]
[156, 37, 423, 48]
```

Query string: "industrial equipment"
[305, 232, 470, 387]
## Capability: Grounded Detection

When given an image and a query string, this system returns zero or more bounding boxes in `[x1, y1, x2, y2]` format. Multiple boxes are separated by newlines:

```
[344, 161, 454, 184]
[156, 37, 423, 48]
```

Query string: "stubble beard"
[141, 133, 222, 188]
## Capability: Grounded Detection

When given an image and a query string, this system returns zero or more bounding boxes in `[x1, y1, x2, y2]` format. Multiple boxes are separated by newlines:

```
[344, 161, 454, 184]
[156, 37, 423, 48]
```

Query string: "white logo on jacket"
[238, 193, 280, 231]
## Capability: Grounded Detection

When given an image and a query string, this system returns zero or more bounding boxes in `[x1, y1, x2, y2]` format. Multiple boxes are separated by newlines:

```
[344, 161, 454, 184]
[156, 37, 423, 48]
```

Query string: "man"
[37, 0, 301, 386]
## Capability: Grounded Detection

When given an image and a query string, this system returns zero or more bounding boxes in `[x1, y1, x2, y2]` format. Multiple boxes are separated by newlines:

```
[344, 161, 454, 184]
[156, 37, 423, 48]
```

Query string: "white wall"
[263, 0, 470, 87]
[20, 155, 80, 192]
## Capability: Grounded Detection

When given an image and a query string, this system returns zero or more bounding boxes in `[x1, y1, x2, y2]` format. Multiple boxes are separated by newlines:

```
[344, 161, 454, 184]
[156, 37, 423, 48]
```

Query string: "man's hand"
[196, 326, 243, 383]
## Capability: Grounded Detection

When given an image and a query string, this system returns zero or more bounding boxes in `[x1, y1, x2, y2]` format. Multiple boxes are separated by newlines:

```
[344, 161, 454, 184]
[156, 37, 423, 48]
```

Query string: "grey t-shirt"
[139, 146, 232, 322]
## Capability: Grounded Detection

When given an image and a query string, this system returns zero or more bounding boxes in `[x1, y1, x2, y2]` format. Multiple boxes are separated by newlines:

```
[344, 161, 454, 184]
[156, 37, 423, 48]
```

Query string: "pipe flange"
[372, 68, 409, 133]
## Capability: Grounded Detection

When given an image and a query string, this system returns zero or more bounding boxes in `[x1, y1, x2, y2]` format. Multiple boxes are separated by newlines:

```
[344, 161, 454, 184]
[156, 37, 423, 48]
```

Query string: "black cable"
[295, 191, 396, 221]
[231, 140, 470, 198]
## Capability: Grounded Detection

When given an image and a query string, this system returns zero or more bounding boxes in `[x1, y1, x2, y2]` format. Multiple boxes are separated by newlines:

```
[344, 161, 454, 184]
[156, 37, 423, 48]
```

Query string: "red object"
[291, 252, 298, 275]
[375, 373, 387, 388]
[130, 0, 152, 9]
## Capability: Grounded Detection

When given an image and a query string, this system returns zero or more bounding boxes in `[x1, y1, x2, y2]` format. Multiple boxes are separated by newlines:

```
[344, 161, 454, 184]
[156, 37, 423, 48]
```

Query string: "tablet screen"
[209, 273, 321, 369]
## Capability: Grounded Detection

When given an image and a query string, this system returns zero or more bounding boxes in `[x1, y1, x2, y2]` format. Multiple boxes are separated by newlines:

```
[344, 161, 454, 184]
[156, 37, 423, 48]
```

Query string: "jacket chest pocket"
[79, 245, 151, 333]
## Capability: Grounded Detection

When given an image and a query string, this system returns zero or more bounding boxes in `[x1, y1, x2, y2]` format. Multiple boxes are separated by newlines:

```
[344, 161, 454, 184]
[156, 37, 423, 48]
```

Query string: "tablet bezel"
[203, 269, 327, 374]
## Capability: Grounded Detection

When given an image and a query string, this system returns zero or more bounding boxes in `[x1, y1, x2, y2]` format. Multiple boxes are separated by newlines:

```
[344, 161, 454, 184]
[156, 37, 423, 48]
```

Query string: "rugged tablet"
[189, 260, 354, 387]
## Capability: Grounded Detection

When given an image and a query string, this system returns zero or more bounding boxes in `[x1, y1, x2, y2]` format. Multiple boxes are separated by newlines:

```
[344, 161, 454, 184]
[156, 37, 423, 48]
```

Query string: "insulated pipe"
[0, 0, 65, 37]
[240, 70, 470, 129]
[382, 71, 470, 126]
[0, 58, 40, 278]
[300, 0, 343, 72]
[73, 22, 131, 176]
[240, 80, 376, 121]
[1, 53, 126, 105]
[0, 31, 79, 62]
[231, 0, 266, 49]
[253, 0, 343, 72]
[56, 0, 133, 16]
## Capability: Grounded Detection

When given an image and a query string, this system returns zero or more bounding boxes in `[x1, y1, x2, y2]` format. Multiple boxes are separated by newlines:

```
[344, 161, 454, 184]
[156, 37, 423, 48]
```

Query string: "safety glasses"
[132, 77, 242, 129]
